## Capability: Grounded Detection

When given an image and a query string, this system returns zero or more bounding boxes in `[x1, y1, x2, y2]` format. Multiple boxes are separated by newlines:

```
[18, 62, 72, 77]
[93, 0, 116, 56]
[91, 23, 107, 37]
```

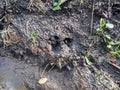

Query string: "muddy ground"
[0, 0, 120, 90]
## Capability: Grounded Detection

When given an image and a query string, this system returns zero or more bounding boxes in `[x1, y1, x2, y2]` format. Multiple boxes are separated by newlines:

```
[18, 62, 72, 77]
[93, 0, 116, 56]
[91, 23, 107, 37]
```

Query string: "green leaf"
[85, 56, 92, 65]
[31, 31, 38, 43]
[96, 28, 100, 32]
[106, 23, 114, 29]
[110, 50, 120, 57]
[104, 34, 111, 40]
[110, 41, 120, 45]
[52, 6, 61, 11]
[107, 45, 112, 49]
[59, 0, 67, 5]
[96, 28, 103, 34]
[53, 2, 58, 7]
[85, 54, 94, 65]
[100, 18, 106, 28]
[52, 0, 67, 11]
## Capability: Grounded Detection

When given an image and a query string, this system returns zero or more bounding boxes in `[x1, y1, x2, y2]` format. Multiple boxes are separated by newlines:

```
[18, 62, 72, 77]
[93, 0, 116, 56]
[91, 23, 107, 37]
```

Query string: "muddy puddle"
[0, 57, 28, 90]
[0, 56, 119, 90]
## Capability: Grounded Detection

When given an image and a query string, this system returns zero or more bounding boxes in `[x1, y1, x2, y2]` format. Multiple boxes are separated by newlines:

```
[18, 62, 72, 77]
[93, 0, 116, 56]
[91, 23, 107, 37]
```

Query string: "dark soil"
[0, 0, 120, 90]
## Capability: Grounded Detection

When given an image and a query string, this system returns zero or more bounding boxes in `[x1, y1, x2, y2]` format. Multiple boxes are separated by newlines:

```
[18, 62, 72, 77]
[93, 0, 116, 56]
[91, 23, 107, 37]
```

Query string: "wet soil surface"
[0, 0, 120, 90]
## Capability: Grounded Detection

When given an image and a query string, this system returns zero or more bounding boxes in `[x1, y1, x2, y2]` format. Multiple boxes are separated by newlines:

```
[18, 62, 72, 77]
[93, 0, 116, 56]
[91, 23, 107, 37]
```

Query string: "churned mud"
[0, 0, 120, 90]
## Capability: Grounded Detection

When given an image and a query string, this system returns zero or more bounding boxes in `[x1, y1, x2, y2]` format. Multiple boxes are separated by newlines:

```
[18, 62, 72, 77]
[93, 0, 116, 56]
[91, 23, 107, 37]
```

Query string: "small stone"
[72, 61, 78, 67]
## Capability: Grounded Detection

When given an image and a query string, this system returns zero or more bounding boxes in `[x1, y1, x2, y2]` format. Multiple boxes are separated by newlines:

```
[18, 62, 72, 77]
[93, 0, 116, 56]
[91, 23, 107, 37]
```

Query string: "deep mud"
[0, 0, 120, 90]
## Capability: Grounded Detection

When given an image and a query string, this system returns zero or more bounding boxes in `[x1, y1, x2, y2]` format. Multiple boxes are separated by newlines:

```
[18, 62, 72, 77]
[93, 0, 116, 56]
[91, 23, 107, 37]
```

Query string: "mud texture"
[0, 0, 120, 90]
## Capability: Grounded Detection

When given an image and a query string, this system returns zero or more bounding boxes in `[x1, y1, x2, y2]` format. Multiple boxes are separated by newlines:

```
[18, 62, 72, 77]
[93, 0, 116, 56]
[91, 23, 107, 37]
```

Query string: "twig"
[108, 62, 120, 71]
[90, 0, 95, 35]
[41, 62, 56, 77]
[108, 0, 111, 18]
[48, 64, 56, 72]
[41, 63, 49, 77]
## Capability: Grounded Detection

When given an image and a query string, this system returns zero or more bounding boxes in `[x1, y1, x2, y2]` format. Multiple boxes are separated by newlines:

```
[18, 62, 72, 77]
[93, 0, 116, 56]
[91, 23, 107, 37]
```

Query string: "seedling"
[52, 0, 67, 11]
[30, 31, 38, 44]
[85, 52, 94, 65]
[96, 18, 120, 57]
[110, 50, 120, 57]
[96, 18, 114, 35]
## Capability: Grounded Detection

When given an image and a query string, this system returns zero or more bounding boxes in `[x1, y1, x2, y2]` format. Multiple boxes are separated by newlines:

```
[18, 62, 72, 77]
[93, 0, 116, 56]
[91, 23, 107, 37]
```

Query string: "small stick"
[108, 62, 120, 71]
[41, 63, 49, 77]
[48, 64, 56, 72]
[108, 0, 111, 18]
[41, 62, 56, 77]
[90, 0, 95, 35]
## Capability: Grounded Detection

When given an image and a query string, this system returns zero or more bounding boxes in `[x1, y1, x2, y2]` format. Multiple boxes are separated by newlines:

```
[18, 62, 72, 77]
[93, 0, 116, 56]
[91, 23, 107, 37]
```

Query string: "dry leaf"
[38, 78, 48, 84]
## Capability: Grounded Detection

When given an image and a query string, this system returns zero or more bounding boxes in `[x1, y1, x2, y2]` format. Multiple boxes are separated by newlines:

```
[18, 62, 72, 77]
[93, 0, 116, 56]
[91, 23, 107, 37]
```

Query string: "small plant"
[84, 51, 96, 65]
[96, 18, 114, 35]
[52, 0, 67, 11]
[96, 18, 120, 57]
[85, 53, 93, 65]
[30, 31, 38, 44]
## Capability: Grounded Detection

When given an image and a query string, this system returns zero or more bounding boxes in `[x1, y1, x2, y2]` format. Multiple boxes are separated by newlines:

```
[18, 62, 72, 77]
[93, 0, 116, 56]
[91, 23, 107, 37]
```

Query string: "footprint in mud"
[0, 57, 27, 90]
